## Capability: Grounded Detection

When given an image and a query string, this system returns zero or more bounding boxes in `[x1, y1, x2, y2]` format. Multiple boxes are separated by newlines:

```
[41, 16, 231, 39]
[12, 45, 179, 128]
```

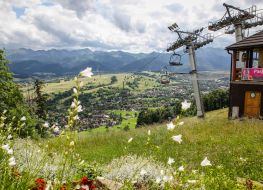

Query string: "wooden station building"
[226, 31, 263, 119]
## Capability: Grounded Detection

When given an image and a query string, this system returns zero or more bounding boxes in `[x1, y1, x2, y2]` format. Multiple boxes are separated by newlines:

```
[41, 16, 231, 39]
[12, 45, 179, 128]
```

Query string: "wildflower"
[187, 180, 197, 184]
[7, 148, 13, 155]
[70, 141, 75, 146]
[73, 88, 78, 94]
[178, 165, 184, 172]
[147, 130, 151, 135]
[163, 176, 173, 182]
[74, 115, 80, 120]
[128, 137, 133, 143]
[156, 176, 161, 183]
[167, 122, 175, 131]
[80, 67, 93, 78]
[20, 116, 26, 121]
[201, 157, 212, 167]
[160, 170, 164, 175]
[43, 122, 49, 128]
[167, 157, 175, 165]
[77, 105, 83, 112]
[71, 102, 76, 108]
[178, 121, 184, 126]
[2, 144, 10, 151]
[53, 127, 60, 133]
[79, 81, 84, 87]
[35, 178, 46, 190]
[240, 157, 247, 162]
[80, 160, 85, 165]
[9, 157, 16, 167]
[181, 100, 191, 110]
[7, 134, 12, 140]
[171, 134, 182, 144]
[140, 169, 147, 176]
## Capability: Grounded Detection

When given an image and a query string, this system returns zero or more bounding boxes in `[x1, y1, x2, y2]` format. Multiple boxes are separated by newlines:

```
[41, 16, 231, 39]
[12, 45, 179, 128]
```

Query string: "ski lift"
[169, 52, 183, 66]
[160, 68, 170, 84]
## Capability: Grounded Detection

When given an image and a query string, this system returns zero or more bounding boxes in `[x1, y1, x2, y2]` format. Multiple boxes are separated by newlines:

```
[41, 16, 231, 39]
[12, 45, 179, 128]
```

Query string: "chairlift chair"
[160, 70, 170, 84]
[169, 52, 183, 66]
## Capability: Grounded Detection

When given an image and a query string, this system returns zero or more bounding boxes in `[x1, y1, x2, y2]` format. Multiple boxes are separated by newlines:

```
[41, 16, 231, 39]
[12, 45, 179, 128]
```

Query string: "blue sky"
[1, 0, 263, 52]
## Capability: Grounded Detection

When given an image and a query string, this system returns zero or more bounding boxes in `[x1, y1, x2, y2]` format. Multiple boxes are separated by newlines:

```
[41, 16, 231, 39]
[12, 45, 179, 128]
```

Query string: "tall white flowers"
[8, 157, 16, 166]
[167, 157, 175, 165]
[80, 67, 93, 77]
[171, 134, 182, 144]
[167, 122, 175, 131]
[201, 157, 212, 167]
[128, 137, 133, 143]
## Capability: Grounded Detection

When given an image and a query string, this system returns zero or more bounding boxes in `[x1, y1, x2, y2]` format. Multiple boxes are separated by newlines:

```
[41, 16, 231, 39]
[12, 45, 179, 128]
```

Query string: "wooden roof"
[226, 31, 263, 50]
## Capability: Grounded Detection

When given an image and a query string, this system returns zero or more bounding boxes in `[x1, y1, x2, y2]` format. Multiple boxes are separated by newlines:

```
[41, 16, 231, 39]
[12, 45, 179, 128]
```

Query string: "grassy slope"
[47, 109, 263, 181]
[21, 73, 160, 95]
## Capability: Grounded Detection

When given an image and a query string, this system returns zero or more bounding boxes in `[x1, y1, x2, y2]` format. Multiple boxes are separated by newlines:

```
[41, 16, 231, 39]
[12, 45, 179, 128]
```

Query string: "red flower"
[80, 176, 88, 185]
[90, 184, 96, 189]
[80, 176, 94, 188]
[35, 178, 46, 190]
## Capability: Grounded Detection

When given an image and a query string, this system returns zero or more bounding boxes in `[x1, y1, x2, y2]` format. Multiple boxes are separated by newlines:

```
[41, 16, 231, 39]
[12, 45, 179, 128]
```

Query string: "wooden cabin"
[226, 31, 263, 119]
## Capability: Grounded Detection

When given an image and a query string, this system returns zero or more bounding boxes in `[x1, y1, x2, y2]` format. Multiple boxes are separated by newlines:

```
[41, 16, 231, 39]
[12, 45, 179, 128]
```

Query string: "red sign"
[242, 68, 263, 81]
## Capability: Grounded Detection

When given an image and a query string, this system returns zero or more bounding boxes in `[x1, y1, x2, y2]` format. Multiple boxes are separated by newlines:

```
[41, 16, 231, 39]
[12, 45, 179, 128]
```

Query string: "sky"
[0, 0, 263, 53]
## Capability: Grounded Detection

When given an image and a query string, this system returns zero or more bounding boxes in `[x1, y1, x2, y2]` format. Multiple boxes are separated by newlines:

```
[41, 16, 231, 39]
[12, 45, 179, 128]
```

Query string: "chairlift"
[169, 52, 183, 66]
[160, 69, 170, 84]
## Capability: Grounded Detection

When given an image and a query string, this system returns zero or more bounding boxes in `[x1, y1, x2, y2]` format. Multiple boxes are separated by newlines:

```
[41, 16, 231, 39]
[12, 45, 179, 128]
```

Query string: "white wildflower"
[7, 134, 12, 140]
[140, 169, 147, 176]
[201, 157, 212, 167]
[43, 122, 49, 128]
[147, 130, 151, 136]
[167, 121, 175, 131]
[178, 165, 184, 172]
[181, 100, 191, 110]
[2, 144, 10, 151]
[160, 170, 164, 175]
[69, 141, 75, 146]
[156, 176, 162, 184]
[163, 175, 173, 182]
[171, 134, 182, 144]
[128, 137, 133, 143]
[73, 88, 78, 94]
[21, 116, 26, 121]
[77, 105, 83, 112]
[79, 81, 84, 87]
[74, 115, 79, 120]
[187, 180, 197, 184]
[79, 160, 85, 165]
[71, 101, 76, 108]
[53, 127, 60, 133]
[9, 157, 16, 166]
[7, 148, 13, 155]
[178, 121, 184, 126]
[80, 67, 93, 77]
[167, 157, 175, 165]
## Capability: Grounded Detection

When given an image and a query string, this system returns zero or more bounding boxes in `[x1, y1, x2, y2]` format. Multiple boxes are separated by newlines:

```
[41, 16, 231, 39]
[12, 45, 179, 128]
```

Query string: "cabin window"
[236, 51, 246, 68]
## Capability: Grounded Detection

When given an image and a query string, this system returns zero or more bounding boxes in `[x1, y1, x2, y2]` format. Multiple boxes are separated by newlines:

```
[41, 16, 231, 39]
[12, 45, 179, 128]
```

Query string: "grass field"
[21, 73, 161, 95]
[45, 109, 263, 184]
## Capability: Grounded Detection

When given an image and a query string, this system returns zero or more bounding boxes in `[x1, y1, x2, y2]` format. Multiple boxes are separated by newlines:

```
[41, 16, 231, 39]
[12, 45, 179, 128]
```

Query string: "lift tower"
[167, 24, 214, 118]
[208, 4, 263, 42]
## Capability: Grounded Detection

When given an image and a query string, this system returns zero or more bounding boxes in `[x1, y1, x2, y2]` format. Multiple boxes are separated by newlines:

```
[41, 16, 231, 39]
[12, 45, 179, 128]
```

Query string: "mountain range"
[5, 47, 231, 77]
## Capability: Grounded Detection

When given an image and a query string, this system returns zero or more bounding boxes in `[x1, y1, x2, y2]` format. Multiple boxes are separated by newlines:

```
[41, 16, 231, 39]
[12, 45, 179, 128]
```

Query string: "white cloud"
[0, 0, 263, 52]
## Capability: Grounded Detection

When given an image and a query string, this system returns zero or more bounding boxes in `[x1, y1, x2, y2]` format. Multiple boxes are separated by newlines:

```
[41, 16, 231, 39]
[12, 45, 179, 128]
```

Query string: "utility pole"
[167, 24, 213, 118]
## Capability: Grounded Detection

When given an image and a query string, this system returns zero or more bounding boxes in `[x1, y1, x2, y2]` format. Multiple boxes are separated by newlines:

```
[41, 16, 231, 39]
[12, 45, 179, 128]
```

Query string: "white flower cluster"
[1, 143, 16, 166]
[102, 155, 173, 185]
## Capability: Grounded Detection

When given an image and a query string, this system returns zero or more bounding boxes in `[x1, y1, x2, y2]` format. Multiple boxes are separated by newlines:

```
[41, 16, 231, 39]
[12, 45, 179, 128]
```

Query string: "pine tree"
[33, 79, 48, 119]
